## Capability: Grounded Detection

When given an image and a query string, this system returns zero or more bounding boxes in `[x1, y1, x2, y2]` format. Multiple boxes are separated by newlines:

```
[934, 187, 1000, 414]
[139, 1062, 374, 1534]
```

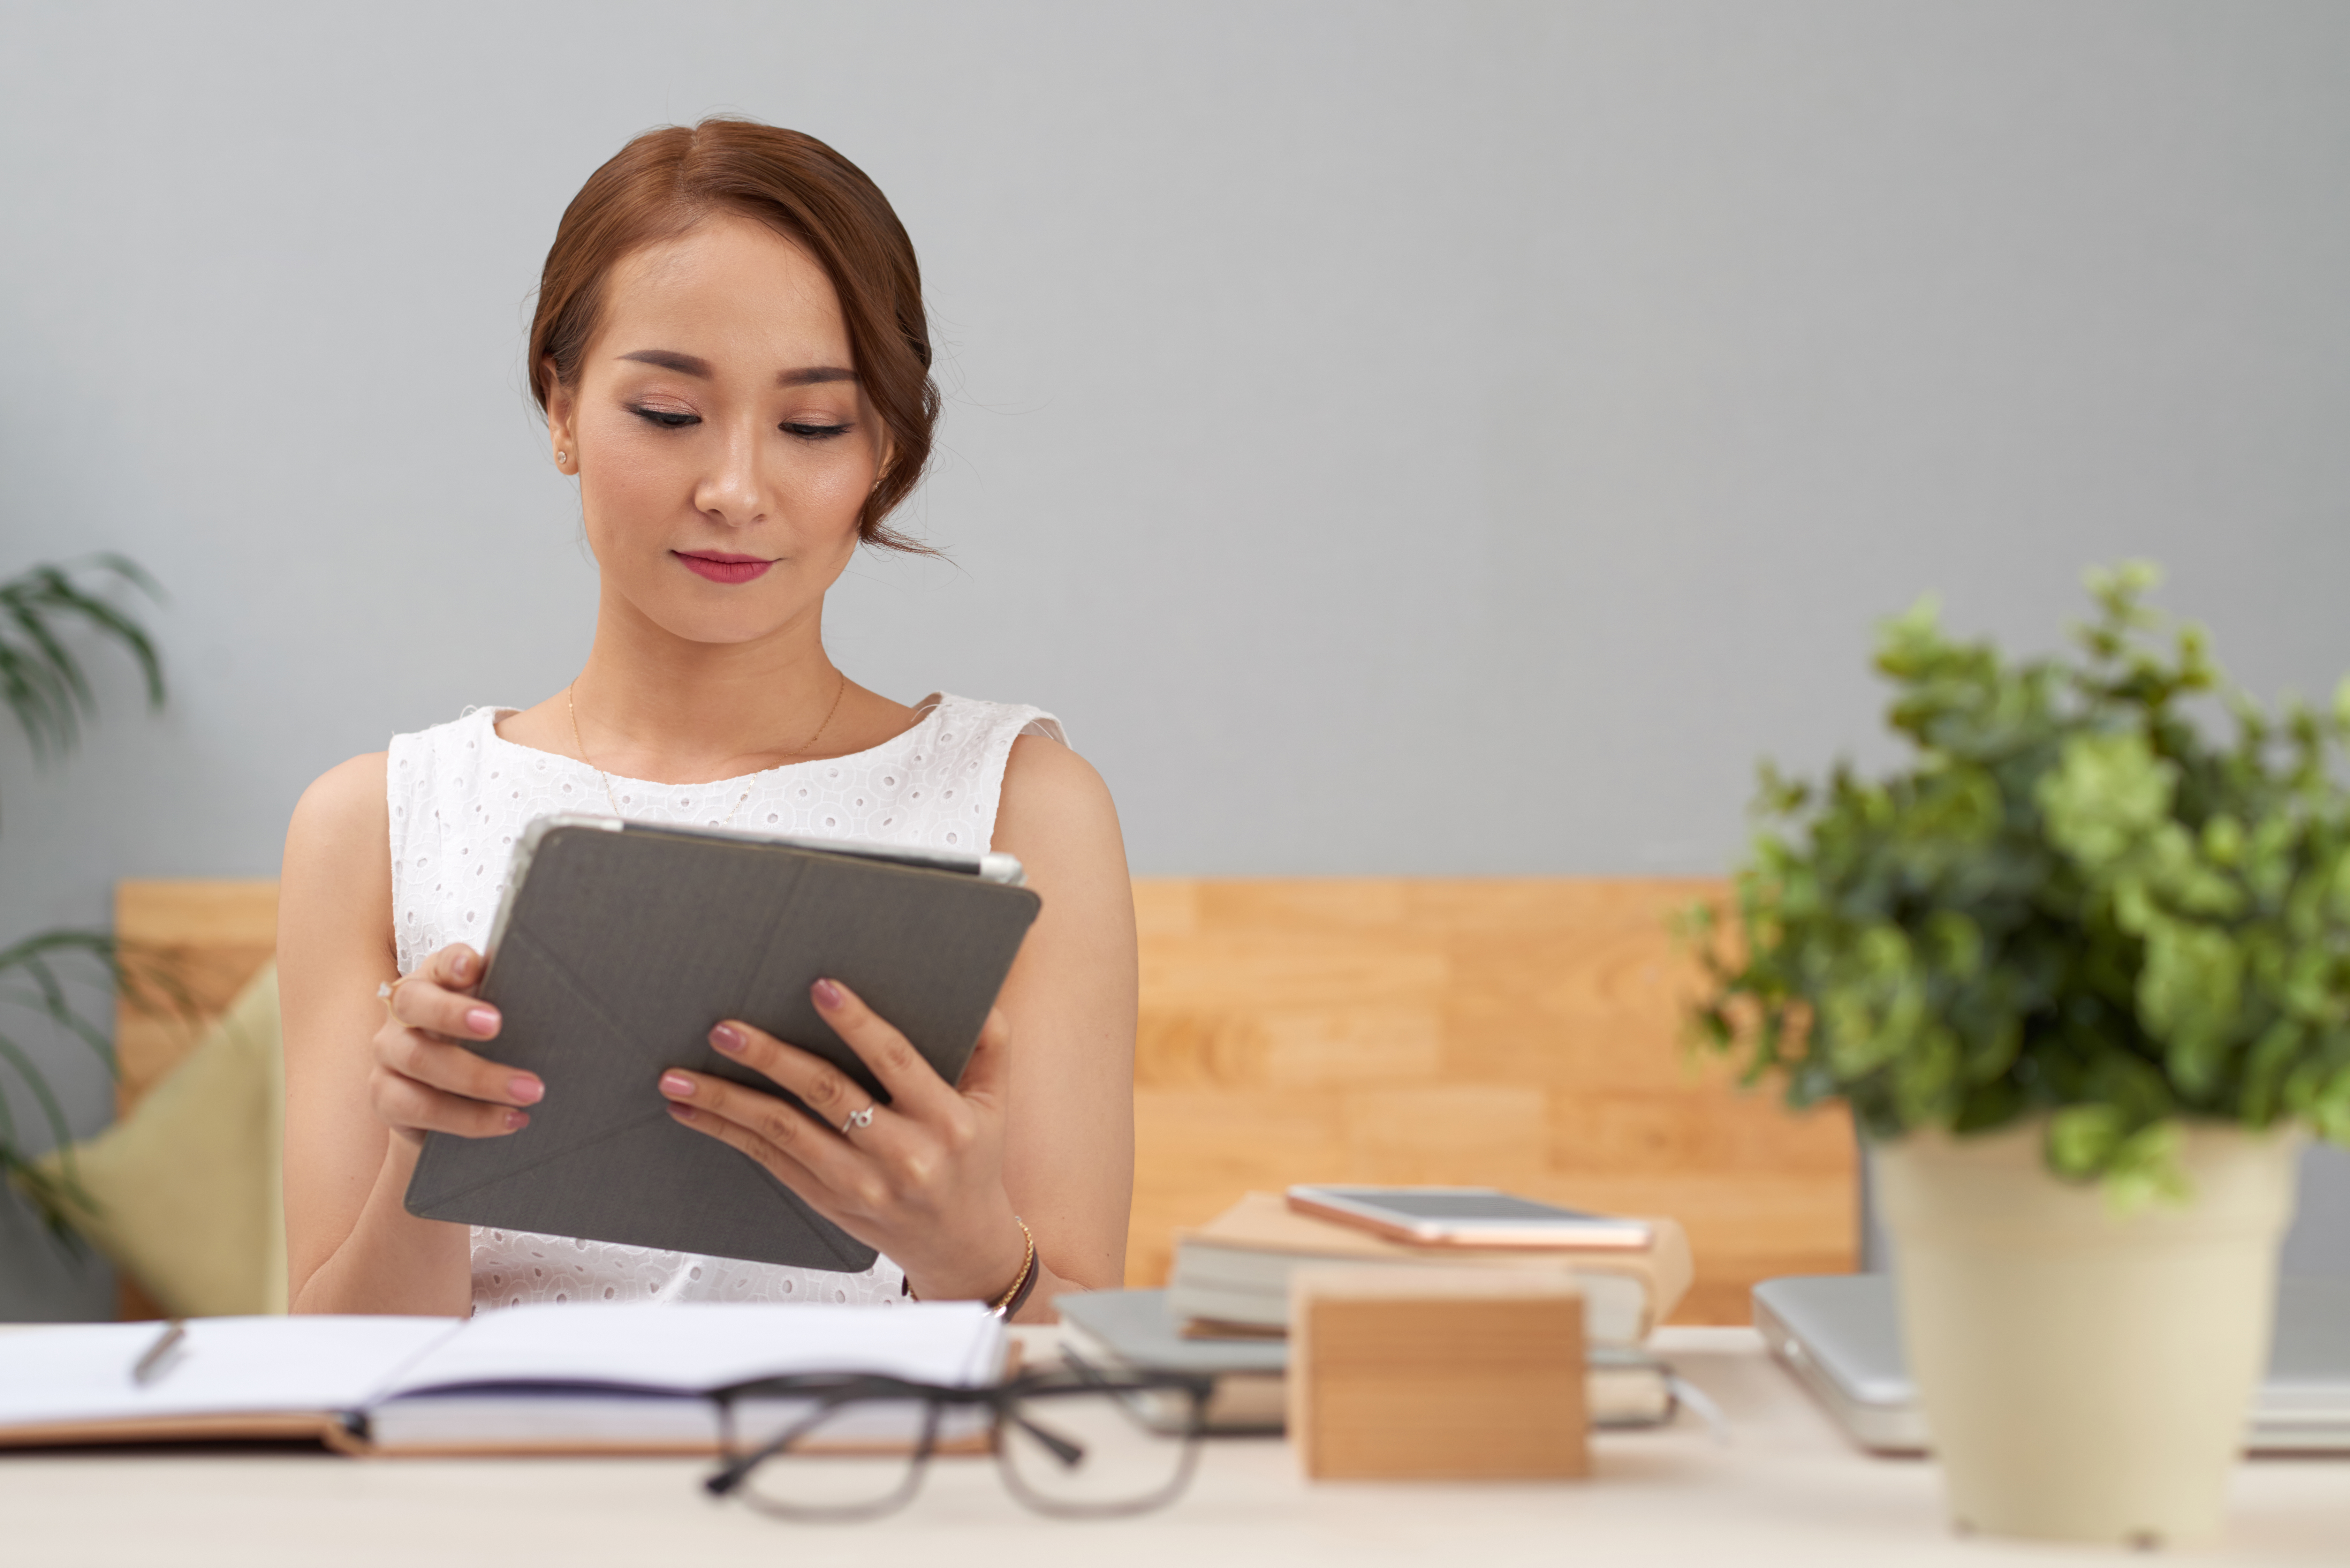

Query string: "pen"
[131, 1320, 186, 1386]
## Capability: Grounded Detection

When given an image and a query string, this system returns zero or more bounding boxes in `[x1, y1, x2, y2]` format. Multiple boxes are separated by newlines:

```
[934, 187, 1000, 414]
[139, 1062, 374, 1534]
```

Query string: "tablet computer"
[1285, 1185, 1655, 1249]
[403, 816, 1042, 1273]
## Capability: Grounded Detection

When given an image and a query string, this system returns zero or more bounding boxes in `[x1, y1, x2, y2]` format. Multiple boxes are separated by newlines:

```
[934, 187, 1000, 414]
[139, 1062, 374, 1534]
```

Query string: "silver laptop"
[1753, 1274, 2350, 1454]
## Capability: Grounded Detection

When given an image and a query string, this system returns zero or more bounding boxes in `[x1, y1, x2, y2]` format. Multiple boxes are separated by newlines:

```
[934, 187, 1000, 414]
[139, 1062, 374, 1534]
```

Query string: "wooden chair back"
[115, 877, 1852, 1324]
[1129, 879, 1852, 1322]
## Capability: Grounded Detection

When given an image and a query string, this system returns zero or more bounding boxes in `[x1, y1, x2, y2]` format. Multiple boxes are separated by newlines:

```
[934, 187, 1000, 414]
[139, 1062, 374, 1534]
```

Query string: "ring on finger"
[376, 977, 407, 1020]
[839, 1103, 876, 1137]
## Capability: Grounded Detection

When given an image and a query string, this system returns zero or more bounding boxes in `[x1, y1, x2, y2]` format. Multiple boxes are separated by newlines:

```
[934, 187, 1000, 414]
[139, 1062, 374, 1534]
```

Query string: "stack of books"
[1061, 1192, 1695, 1433]
[1164, 1192, 1690, 1339]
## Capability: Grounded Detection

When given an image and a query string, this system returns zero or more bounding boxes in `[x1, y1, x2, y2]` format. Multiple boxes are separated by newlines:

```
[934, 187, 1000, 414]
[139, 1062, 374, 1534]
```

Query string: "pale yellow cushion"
[29, 962, 285, 1317]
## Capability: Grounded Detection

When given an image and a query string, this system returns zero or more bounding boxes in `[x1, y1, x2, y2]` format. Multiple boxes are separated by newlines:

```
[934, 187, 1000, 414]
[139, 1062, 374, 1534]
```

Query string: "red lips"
[673, 551, 774, 585]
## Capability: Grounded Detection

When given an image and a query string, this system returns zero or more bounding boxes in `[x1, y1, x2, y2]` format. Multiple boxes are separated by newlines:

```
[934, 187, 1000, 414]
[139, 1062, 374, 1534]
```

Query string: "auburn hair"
[529, 118, 938, 553]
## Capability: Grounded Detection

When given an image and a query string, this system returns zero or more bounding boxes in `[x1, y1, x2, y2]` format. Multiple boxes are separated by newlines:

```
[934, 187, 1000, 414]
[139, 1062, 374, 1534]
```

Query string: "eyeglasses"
[703, 1358, 1215, 1521]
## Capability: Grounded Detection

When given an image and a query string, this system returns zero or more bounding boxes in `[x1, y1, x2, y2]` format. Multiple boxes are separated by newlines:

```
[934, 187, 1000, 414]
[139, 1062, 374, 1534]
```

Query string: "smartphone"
[1285, 1185, 1653, 1250]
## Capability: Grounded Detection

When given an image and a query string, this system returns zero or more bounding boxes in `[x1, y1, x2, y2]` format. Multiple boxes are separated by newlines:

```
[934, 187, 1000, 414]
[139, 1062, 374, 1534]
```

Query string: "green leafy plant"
[1689, 564, 2350, 1204]
[2, 555, 164, 776]
[0, 555, 181, 1234]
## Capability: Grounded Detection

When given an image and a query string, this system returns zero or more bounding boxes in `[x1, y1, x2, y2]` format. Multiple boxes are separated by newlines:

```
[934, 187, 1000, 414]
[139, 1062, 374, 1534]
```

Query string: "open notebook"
[0, 1302, 1005, 1455]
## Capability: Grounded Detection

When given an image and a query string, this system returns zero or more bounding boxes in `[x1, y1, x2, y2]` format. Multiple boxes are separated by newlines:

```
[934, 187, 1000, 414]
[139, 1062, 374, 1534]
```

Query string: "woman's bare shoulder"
[996, 731, 1125, 871]
[1001, 731, 1114, 816]
[288, 752, 389, 845]
[284, 753, 391, 900]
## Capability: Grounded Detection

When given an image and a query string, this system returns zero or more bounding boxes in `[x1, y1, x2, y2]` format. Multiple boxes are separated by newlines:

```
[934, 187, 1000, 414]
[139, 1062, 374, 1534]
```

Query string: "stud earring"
[557, 451, 569, 465]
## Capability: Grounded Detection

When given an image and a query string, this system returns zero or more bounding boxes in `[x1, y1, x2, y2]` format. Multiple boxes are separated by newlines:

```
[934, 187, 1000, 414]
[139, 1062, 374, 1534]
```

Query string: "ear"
[863, 383, 894, 494]
[545, 363, 580, 475]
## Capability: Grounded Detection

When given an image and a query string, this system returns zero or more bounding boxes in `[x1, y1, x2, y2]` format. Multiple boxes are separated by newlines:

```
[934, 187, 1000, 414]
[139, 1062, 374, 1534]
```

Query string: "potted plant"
[1690, 564, 2350, 1547]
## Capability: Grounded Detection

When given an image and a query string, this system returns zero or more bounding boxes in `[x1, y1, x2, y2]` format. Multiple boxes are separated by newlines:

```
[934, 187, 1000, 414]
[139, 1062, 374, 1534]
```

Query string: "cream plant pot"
[1874, 1122, 2301, 1548]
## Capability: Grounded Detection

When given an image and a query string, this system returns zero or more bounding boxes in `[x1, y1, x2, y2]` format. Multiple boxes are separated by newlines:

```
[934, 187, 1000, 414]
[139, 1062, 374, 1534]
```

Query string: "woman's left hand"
[656, 977, 1030, 1305]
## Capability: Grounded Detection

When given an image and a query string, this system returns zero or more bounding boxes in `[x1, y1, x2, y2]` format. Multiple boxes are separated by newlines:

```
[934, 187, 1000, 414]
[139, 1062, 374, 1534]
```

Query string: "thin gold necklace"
[565, 670, 849, 824]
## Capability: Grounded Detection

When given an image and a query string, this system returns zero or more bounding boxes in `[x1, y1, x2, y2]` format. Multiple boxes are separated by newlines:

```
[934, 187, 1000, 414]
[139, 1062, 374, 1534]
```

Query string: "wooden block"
[1288, 1266, 1588, 1481]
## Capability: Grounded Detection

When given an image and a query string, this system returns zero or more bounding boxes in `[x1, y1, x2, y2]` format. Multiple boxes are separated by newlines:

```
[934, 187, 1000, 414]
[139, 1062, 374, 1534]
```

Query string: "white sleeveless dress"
[384, 692, 1065, 1315]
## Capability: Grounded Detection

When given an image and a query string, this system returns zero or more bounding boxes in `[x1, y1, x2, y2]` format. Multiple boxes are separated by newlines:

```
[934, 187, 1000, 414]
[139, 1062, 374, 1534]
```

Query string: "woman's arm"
[986, 733, 1138, 1298]
[658, 732, 1138, 1319]
[279, 755, 542, 1315]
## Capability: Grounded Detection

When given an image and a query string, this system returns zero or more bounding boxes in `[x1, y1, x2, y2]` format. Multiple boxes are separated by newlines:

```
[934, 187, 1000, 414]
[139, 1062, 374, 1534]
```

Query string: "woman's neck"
[491, 580, 921, 788]
[559, 593, 851, 786]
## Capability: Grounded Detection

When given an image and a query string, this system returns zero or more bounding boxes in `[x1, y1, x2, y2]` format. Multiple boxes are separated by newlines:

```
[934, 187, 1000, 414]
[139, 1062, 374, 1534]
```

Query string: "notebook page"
[0, 1317, 461, 1431]
[376, 1301, 1005, 1400]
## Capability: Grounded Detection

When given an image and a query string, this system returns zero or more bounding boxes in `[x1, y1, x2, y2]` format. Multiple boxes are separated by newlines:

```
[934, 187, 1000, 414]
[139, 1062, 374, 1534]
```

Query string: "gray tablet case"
[404, 817, 1042, 1273]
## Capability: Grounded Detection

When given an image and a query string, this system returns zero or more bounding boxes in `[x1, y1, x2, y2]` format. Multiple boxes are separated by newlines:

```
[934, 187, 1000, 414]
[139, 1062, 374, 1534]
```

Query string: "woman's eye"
[628, 406, 700, 429]
[782, 422, 852, 441]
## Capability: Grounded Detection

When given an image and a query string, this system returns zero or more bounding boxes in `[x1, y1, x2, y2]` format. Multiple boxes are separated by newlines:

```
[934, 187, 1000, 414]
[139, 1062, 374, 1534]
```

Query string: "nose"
[693, 415, 770, 528]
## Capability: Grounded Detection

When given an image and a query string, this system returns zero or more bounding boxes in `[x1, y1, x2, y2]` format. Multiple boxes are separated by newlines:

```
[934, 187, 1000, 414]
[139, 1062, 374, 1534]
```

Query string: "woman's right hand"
[372, 943, 543, 1147]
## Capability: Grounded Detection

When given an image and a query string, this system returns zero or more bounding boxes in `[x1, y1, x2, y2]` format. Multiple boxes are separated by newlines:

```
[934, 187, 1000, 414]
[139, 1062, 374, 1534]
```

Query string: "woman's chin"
[604, 585, 805, 649]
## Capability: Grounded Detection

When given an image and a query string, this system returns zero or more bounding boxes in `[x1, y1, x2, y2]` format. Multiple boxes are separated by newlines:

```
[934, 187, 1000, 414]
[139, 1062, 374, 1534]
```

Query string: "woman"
[279, 120, 1136, 1322]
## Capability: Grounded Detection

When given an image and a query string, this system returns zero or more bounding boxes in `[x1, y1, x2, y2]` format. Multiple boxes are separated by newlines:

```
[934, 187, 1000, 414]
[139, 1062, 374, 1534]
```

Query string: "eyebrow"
[618, 349, 856, 388]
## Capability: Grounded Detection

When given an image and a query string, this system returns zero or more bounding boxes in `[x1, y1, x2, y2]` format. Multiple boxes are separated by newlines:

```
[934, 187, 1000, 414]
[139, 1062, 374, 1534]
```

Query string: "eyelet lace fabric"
[383, 691, 1064, 1314]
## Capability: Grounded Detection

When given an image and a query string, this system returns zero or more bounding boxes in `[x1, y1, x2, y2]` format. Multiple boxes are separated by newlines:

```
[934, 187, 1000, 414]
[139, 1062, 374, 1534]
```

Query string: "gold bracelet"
[900, 1217, 1037, 1313]
[989, 1216, 1037, 1318]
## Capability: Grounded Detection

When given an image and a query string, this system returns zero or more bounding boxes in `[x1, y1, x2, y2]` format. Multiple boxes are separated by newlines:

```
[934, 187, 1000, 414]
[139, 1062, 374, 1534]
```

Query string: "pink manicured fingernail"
[453, 951, 475, 981]
[509, 1076, 543, 1105]
[503, 1109, 529, 1131]
[659, 1072, 696, 1098]
[466, 1007, 499, 1036]
[709, 1024, 745, 1053]
[812, 978, 843, 1008]
[667, 1102, 697, 1123]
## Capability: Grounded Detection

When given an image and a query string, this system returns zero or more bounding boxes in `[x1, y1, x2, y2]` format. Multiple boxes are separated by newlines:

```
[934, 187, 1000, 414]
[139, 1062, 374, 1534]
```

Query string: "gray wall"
[3, 2, 2346, 1315]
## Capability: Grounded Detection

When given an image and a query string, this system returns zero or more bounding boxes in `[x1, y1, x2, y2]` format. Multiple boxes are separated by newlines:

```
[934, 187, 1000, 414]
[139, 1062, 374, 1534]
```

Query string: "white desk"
[1, 1328, 2340, 1565]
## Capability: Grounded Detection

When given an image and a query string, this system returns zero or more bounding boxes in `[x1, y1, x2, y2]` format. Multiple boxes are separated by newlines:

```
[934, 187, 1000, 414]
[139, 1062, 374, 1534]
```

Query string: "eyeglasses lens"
[724, 1394, 954, 1519]
[994, 1383, 1201, 1517]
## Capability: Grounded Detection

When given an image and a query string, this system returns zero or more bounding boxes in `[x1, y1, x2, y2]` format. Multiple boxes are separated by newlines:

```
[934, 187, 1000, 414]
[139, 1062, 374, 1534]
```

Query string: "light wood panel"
[1130, 879, 1854, 1323]
[113, 880, 278, 1116]
[113, 876, 1854, 1326]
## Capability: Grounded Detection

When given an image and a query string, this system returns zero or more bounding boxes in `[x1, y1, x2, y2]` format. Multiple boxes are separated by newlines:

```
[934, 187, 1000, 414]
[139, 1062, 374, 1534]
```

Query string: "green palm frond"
[1, 1144, 79, 1243]
[0, 554, 175, 1243]
[1, 554, 166, 766]
[0, 930, 200, 1238]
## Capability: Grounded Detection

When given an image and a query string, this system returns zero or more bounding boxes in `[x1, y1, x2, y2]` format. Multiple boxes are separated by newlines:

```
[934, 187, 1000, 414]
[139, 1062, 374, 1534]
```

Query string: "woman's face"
[548, 214, 883, 647]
